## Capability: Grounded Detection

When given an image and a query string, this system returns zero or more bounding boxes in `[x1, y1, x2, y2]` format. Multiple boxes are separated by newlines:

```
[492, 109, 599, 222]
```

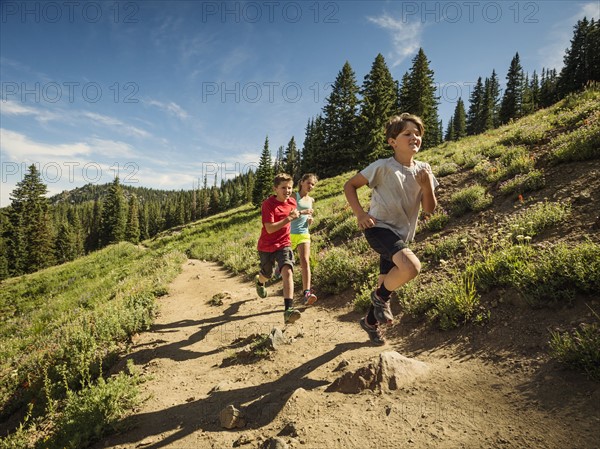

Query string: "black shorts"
[258, 247, 294, 278]
[364, 227, 408, 275]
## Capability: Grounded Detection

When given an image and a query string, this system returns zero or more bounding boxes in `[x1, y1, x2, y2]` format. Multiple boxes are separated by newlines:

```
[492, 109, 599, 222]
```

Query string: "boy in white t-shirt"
[344, 113, 438, 345]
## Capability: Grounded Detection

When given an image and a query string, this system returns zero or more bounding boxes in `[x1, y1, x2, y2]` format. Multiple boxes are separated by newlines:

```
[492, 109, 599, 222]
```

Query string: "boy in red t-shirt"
[255, 173, 309, 324]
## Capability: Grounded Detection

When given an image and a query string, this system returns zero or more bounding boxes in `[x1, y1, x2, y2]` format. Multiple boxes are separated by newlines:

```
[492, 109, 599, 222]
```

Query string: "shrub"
[423, 234, 469, 263]
[550, 109, 600, 163]
[314, 247, 370, 295]
[550, 324, 600, 381]
[420, 209, 449, 232]
[498, 170, 545, 195]
[435, 162, 459, 177]
[503, 201, 571, 242]
[449, 185, 493, 216]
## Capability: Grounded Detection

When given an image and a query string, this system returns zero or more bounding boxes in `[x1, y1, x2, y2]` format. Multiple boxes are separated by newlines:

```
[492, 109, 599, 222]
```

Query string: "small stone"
[219, 404, 246, 429]
[261, 437, 288, 449]
[333, 359, 350, 372]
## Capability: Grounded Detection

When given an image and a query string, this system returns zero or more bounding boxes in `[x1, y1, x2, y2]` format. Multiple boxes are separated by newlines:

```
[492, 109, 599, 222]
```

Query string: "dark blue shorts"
[364, 227, 407, 275]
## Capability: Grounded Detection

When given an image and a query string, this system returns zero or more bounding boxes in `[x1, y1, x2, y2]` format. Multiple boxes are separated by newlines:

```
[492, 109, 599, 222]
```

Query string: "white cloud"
[145, 99, 190, 120]
[0, 99, 60, 123]
[81, 112, 151, 139]
[368, 14, 424, 67]
[0, 128, 92, 159]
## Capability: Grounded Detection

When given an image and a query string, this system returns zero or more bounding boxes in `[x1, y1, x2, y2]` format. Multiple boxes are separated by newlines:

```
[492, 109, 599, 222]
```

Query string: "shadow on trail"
[106, 342, 363, 449]
[125, 299, 282, 364]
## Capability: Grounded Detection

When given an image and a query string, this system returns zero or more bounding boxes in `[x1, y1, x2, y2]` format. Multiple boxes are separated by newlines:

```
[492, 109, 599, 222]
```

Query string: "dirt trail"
[96, 260, 600, 449]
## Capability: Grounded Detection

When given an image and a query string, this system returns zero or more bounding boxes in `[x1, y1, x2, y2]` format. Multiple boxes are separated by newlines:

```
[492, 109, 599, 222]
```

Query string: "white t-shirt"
[360, 157, 438, 242]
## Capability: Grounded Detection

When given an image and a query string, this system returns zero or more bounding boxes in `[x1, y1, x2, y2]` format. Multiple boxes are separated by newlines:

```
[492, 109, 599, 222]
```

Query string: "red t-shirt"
[257, 195, 297, 252]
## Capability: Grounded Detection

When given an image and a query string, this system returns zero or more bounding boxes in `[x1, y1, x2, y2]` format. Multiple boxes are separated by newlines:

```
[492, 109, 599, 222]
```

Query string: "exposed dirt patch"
[94, 259, 599, 449]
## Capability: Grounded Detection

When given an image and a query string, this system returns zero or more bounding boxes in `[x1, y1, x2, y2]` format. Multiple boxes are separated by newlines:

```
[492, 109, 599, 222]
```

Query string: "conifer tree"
[357, 54, 399, 164]
[283, 136, 300, 182]
[100, 177, 127, 245]
[500, 53, 524, 124]
[321, 61, 360, 175]
[397, 71, 411, 113]
[85, 197, 102, 252]
[400, 48, 440, 149]
[557, 17, 597, 97]
[452, 98, 467, 140]
[7, 164, 55, 274]
[301, 116, 326, 175]
[125, 194, 141, 244]
[467, 77, 485, 135]
[484, 70, 501, 129]
[252, 136, 274, 207]
[0, 212, 10, 280]
[445, 117, 455, 141]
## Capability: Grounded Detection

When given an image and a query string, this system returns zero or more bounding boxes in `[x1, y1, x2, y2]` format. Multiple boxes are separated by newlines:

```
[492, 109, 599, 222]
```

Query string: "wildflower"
[518, 194, 524, 203]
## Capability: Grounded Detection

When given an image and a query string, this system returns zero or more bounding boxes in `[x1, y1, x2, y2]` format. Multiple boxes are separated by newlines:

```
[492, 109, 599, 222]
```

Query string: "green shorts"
[290, 233, 310, 250]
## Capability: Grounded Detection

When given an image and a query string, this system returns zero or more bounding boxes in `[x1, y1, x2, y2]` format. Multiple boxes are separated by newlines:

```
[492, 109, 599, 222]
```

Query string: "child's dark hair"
[273, 173, 294, 186]
[299, 173, 318, 185]
[385, 113, 425, 141]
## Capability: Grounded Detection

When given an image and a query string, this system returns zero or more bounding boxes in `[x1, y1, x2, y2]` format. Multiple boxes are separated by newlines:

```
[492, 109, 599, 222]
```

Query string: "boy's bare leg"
[281, 265, 294, 299]
[381, 248, 421, 291]
[258, 273, 270, 284]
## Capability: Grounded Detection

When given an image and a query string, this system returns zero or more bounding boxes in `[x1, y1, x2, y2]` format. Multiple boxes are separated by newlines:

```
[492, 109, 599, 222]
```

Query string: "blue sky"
[1, 0, 598, 207]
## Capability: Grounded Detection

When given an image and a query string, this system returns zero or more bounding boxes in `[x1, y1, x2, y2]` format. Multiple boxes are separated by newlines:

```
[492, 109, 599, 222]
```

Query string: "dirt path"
[95, 260, 599, 449]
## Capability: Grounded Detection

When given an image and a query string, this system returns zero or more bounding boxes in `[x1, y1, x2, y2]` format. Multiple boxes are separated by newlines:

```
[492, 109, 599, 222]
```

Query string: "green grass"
[550, 323, 600, 381]
[449, 185, 493, 216]
[3, 87, 600, 445]
[0, 245, 185, 446]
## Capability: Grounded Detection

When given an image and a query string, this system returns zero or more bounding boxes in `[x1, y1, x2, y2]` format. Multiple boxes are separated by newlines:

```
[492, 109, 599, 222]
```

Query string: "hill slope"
[1, 88, 599, 448]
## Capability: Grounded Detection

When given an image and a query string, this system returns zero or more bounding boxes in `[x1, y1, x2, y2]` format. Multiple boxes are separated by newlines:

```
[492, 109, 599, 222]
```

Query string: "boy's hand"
[300, 208, 313, 215]
[288, 209, 300, 220]
[416, 167, 433, 190]
[307, 215, 313, 225]
[356, 211, 376, 230]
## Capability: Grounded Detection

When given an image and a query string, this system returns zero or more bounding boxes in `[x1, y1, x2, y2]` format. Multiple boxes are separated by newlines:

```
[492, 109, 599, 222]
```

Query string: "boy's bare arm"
[344, 173, 376, 230]
[264, 208, 300, 234]
[416, 168, 437, 214]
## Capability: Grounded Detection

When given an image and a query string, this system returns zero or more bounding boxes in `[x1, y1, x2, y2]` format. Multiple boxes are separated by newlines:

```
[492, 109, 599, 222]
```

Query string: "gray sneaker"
[371, 290, 393, 324]
[360, 317, 385, 346]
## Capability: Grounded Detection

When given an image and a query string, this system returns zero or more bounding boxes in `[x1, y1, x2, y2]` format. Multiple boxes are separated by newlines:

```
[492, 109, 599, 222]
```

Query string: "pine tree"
[357, 54, 399, 164]
[301, 115, 326, 175]
[484, 70, 501, 129]
[445, 117, 455, 141]
[500, 53, 525, 124]
[397, 71, 411, 112]
[125, 194, 141, 244]
[467, 77, 485, 135]
[558, 17, 595, 97]
[283, 136, 300, 182]
[400, 48, 440, 149]
[321, 61, 360, 175]
[539, 68, 558, 107]
[100, 177, 127, 245]
[0, 211, 10, 280]
[452, 98, 467, 140]
[252, 136, 274, 207]
[7, 164, 55, 274]
[85, 197, 102, 252]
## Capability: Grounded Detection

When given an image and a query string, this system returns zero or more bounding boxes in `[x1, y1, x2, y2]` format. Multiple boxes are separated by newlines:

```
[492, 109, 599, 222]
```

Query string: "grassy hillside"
[1, 87, 599, 447]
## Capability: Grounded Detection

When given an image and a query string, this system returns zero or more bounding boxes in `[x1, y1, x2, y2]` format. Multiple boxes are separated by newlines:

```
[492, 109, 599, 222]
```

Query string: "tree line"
[1, 16, 597, 280]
